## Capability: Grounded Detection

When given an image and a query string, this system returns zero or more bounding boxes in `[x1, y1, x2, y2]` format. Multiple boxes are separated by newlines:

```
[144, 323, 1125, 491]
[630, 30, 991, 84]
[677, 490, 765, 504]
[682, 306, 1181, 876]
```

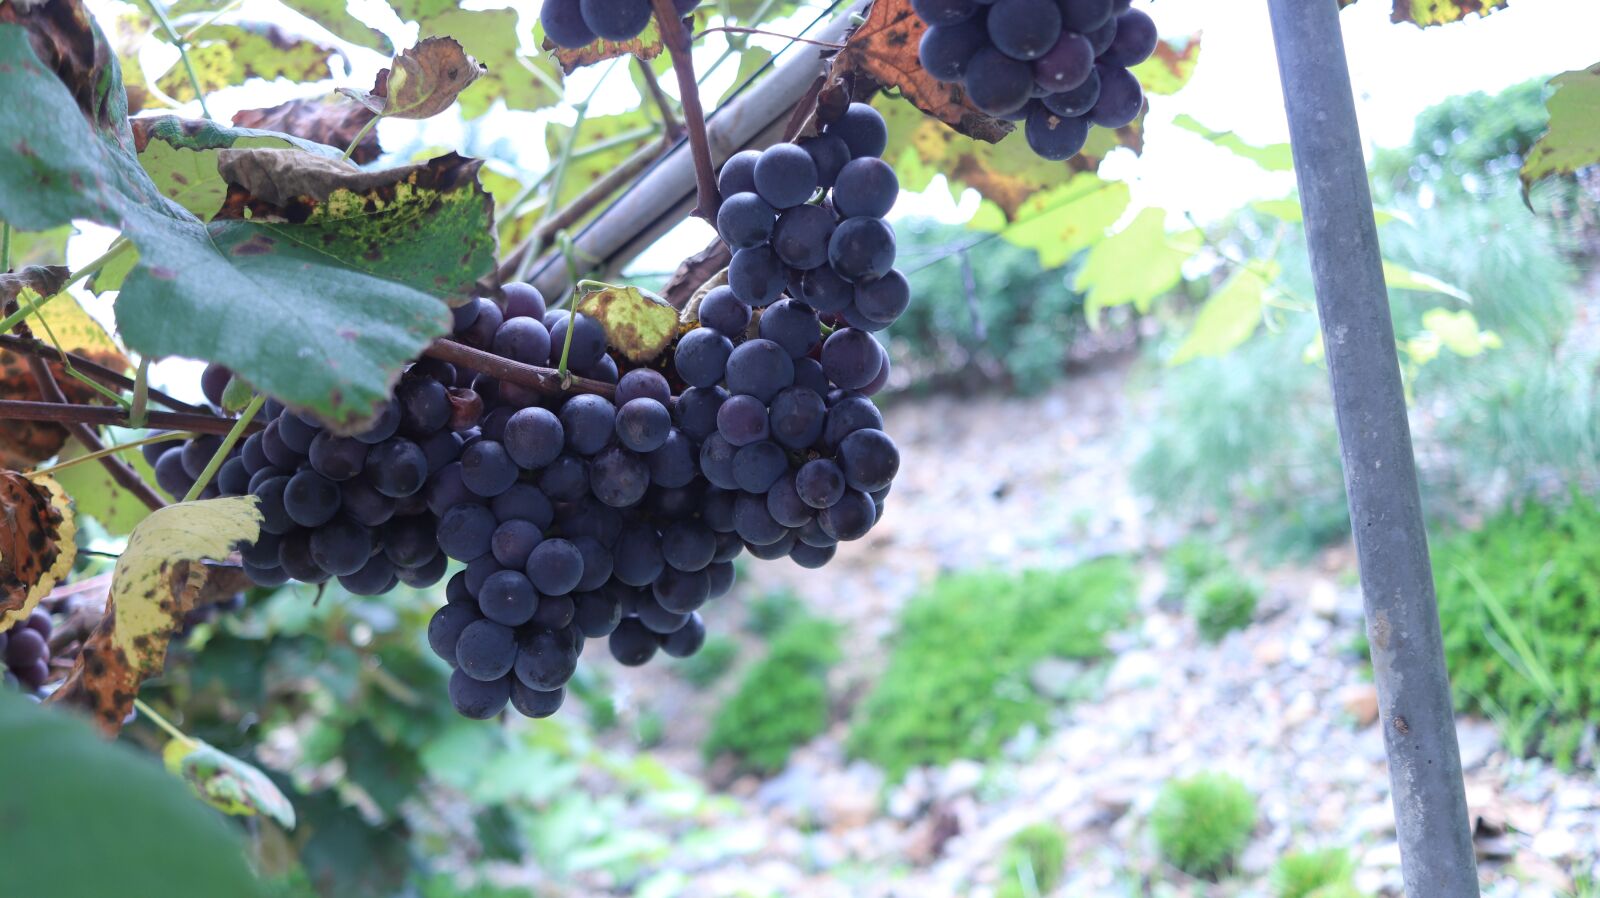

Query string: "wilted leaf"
[131, 115, 344, 221]
[545, 19, 663, 74]
[49, 496, 261, 733]
[214, 150, 497, 300]
[339, 36, 484, 120]
[967, 172, 1131, 269]
[0, 692, 264, 898]
[1132, 36, 1201, 97]
[163, 737, 297, 828]
[0, 265, 68, 305]
[233, 96, 380, 164]
[1173, 114, 1294, 171]
[1169, 263, 1280, 365]
[1076, 208, 1202, 321]
[1520, 64, 1600, 194]
[1339, 0, 1509, 27]
[833, 0, 1010, 143]
[0, 471, 76, 630]
[421, 7, 562, 118]
[575, 282, 678, 363]
[154, 23, 339, 101]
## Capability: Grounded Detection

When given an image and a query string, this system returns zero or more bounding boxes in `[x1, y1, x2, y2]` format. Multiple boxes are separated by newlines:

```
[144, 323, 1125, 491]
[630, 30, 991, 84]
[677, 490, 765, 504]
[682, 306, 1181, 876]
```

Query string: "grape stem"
[0, 400, 257, 437]
[20, 358, 168, 511]
[691, 26, 846, 49]
[635, 58, 684, 139]
[422, 338, 616, 401]
[0, 334, 210, 414]
[650, 0, 721, 221]
[28, 431, 195, 479]
[181, 393, 265, 502]
[132, 698, 197, 749]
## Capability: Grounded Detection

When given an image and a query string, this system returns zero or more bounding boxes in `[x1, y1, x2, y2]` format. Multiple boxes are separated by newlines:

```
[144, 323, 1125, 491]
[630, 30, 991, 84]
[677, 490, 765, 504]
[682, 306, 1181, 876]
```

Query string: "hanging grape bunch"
[541, 0, 700, 48]
[1, 610, 54, 697]
[914, 0, 1159, 161]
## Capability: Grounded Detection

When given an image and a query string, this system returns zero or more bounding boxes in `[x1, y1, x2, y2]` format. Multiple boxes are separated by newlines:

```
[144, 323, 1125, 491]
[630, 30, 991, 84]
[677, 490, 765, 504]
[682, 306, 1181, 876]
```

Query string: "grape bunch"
[914, 0, 1159, 161]
[2, 610, 54, 697]
[541, 0, 698, 49]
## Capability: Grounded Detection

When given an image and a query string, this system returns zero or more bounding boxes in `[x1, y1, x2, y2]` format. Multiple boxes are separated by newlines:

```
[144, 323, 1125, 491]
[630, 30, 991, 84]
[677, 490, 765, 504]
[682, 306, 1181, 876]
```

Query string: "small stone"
[1363, 840, 1403, 868]
[1338, 682, 1380, 727]
[1284, 689, 1318, 727]
[1455, 719, 1500, 770]
[1253, 638, 1288, 666]
[1105, 650, 1161, 693]
[936, 759, 985, 800]
[1030, 657, 1089, 700]
[1308, 578, 1341, 619]
[1532, 828, 1579, 861]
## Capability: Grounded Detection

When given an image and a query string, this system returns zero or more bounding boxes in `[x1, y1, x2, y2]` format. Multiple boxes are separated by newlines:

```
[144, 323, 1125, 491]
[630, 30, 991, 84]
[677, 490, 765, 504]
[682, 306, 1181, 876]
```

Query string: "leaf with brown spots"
[575, 281, 679, 363]
[830, 0, 1011, 143]
[153, 23, 342, 102]
[1338, 0, 1509, 26]
[163, 736, 297, 827]
[542, 19, 663, 74]
[338, 36, 485, 120]
[48, 496, 260, 734]
[233, 96, 381, 164]
[0, 470, 76, 630]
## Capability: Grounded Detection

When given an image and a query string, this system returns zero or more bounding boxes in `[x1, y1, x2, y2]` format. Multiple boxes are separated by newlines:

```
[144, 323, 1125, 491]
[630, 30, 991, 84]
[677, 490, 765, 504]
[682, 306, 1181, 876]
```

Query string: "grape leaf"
[1132, 35, 1201, 97]
[0, 471, 76, 630]
[0, 692, 264, 898]
[1382, 261, 1471, 302]
[212, 150, 497, 301]
[278, 0, 392, 53]
[49, 496, 261, 733]
[575, 281, 679, 363]
[421, 7, 562, 118]
[154, 23, 339, 101]
[233, 96, 381, 164]
[131, 115, 344, 221]
[339, 36, 485, 120]
[0, 223, 73, 268]
[544, 109, 658, 209]
[0, 22, 458, 428]
[967, 173, 1131, 269]
[53, 438, 161, 534]
[832, 0, 1011, 143]
[544, 19, 664, 74]
[1075, 208, 1203, 322]
[1339, 0, 1509, 26]
[164, 736, 297, 828]
[1520, 64, 1600, 194]
[1168, 262, 1280, 365]
[1173, 114, 1295, 171]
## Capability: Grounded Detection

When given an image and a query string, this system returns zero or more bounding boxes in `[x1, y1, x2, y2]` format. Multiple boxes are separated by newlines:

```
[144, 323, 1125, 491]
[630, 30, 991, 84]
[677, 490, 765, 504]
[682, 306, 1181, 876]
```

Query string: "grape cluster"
[541, 0, 698, 49]
[914, 0, 1159, 161]
[2, 610, 54, 696]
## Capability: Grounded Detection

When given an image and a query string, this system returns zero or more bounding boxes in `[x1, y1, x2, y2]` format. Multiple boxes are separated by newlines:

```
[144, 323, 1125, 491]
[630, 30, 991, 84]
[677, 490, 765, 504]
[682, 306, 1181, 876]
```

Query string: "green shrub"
[1188, 572, 1260, 642]
[1165, 538, 1229, 598]
[1433, 498, 1600, 768]
[848, 560, 1135, 779]
[704, 616, 839, 774]
[675, 636, 738, 687]
[997, 824, 1069, 898]
[1150, 772, 1257, 880]
[742, 589, 805, 638]
[1271, 848, 1355, 898]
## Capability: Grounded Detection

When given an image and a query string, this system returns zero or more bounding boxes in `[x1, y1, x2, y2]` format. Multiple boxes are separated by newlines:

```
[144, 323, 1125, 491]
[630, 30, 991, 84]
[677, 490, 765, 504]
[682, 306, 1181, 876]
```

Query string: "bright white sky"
[74, 0, 1600, 398]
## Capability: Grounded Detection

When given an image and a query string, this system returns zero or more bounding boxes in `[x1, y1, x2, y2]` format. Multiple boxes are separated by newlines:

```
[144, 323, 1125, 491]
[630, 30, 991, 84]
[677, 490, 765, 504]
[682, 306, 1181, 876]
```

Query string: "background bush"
[1189, 572, 1261, 642]
[1164, 538, 1230, 599]
[1149, 772, 1258, 880]
[996, 823, 1069, 898]
[847, 560, 1135, 779]
[704, 615, 840, 775]
[1271, 848, 1357, 898]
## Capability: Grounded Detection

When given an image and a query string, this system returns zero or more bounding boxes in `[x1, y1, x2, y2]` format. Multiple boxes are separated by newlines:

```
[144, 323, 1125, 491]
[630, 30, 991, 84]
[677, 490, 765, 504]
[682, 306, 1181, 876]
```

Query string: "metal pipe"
[1265, 1, 1480, 894]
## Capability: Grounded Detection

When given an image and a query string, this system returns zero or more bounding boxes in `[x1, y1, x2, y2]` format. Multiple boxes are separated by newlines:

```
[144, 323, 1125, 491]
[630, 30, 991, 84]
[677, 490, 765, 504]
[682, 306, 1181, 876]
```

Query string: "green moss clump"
[847, 559, 1135, 779]
[703, 616, 839, 774]
[1188, 572, 1260, 642]
[997, 823, 1069, 898]
[1150, 772, 1257, 880]
[1165, 538, 1229, 597]
[1271, 848, 1355, 898]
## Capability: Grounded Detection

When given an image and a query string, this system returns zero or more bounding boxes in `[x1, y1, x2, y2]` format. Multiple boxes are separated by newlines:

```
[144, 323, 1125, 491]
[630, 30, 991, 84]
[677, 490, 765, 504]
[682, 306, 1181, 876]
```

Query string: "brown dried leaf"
[831, 0, 1010, 144]
[0, 471, 77, 630]
[574, 282, 679, 363]
[232, 96, 381, 164]
[337, 35, 485, 120]
[542, 19, 663, 75]
[0, 265, 69, 305]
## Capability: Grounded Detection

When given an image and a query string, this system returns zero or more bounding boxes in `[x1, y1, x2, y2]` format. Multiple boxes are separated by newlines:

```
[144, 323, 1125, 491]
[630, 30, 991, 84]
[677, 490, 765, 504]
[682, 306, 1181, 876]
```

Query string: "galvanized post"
[1265, 1, 1481, 895]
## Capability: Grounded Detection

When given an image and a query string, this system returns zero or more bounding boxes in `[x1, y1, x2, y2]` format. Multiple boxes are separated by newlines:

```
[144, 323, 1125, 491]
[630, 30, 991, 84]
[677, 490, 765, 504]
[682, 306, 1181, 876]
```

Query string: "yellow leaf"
[164, 737, 297, 828]
[0, 472, 76, 630]
[1169, 263, 1280, 366]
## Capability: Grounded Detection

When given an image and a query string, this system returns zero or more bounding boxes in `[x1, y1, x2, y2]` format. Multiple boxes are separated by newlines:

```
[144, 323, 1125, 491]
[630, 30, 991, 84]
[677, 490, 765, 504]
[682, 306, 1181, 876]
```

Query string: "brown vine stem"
[423, 338, 617, 401]
[650, 0, 721, 221]
[0, 335, 210, 414]
[0, 400, 255, 437]
[22, 359, 168, 511]
[635, 58, 684, 139]
[691, 25, 846, 50]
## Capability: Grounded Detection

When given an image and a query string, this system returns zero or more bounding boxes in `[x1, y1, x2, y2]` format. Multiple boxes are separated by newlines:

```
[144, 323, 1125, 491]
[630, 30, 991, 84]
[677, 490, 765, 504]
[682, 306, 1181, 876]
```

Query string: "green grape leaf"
[1168, 262, 1280, 366]
[1521, 64, 1600, 194]
[1133, 36, 1202, 97]
[544, 108, 658, 209]
[1339, 0, 1508, 27]
[0, 224, 73, 268]
[421, 7, 562, 118]
[1383, 261, 1471, 302]
[544, 19, 663, 74]
[1173, 114, 1294, 171]
[1075, 208, 1203, 322]
[233, 96, 381, 164]
[164, 737, 297, 828]
[968, 173, 1131, 270]
[0, 692, 264, 898]
[0, 23, 458, 429]
[575, 281, 679, 363]
[131, 115, 343, 221]
[278, 0, 392, 53]
[154, 23, 339, 101]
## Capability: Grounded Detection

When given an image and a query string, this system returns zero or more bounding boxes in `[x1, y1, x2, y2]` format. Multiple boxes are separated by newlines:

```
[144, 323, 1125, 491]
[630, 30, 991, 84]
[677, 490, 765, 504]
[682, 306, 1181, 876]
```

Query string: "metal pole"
[1265, 1, 1480, 895]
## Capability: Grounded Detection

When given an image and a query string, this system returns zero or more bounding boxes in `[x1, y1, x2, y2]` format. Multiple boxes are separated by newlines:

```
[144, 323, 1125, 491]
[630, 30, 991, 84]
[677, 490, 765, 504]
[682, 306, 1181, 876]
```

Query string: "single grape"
[590, 446, 650, 508]
[503, 407, 565, 469]
[514, 628, 578, 690]
[398, 552, 447, 588]
[437, 503, 497, 561]
[919, 20, 988, 81]
[659, 612, 706, 658]
[732, 441, 787, 493]
[615, 398, 671, 452]
[733, 490, 787, 546]
[822, 393, 886, 450]
[652, 567, 711, 613]
[674, 328, 733, 388]
[608, 619, 659, 666]
[795, 458, 847, 509]
[789, 542, 837, 569]
[716, 192, 777, 250]
[491, 483, 554, 529]
[986, 0, 1059, 60]
[251, 475, 294, 535]
[854, 270, 911, 326]
[200, 363, 232, 407]
[479, 570, 539, 627]
[541, 0, 596, 48]
[364, 437, 428, 498]
[573, 590, 623, 637]
[260, 422, 300, 470]
[1100, 9, 1158, 68]
[1089, 63, 1143, 128]
[1034, 30, 1094, 92]
[698, 433, 741, 490]
[578, 0, 650, 42]
[828, 217, 897, 283]
[825, 103, 888, 159]
[383, 514, 439, 567]
[526, 538, 584, 596]
[819, 488, 877, 541]
[216, 456, 250, 496]
[661, 520, 716, 572]
[284, 470, 341, 528]
[833, 158, 899, 219]
[822, 328, 884, 391]
[614, 524, 665, 586]
[770, 204, 836, 270]
[753, 143, 819, 209]
[797, 517, 838, 548]
[572, 536, 613, 591]
[765, 472, 813, 527]
[397, 376, 451, 436]
[964, 47, 1034, 115]
[547, 311, 607, 371]
[510, 681, 565, 718]
[698, 286, 753, 338]
[461, 440, 519, 497]
[838, 428, 901, 492]
[799, 134, 851, 188]
[725, 338, 796, 403]
[718, 149, 760, 196]
[1025, 105, 1092, 160]
[491, 519, 543, 569]
[706, 558, 737, 594]
[456, 619, 517, 682]
[559, 393, 617, 456]
[911, 0, 977, 24]
[675, 386, 727, 440]
[492, 317, 552, 366]
[636, 595, 691, 634]
[728, 246, 788, 307]
[717, 394, 770, 447]
[339, 554, 396, 596]
[307, 515, 372, 577]
[794, 265, 855, 313]
[1043, 67, 1101, 117]
[615, 368, 671, 406]
[539, 454, 590, 502]
[1086, 15, 1119, 56]
[503, 282, 547, 320]
[769, 386, 827, 450]
[758, 298, 823, 358]
[449, 668, 509, 719]
[1061, 0, 1114, 31]
[745, 529, 798, 560]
